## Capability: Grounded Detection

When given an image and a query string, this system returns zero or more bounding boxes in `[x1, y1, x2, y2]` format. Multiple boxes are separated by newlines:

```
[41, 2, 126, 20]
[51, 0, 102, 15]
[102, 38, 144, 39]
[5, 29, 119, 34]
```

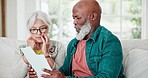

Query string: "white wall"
[0, 0, 2, 36]
[16, 0, 26, 40]
[6, 0, 17, 39]
[5, 0, 37, 40]
[17, 0, 36, 40]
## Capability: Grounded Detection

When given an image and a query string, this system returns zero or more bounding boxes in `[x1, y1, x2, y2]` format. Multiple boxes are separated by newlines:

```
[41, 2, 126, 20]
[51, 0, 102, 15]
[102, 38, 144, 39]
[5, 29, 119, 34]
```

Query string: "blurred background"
[0, 0, 148, 44]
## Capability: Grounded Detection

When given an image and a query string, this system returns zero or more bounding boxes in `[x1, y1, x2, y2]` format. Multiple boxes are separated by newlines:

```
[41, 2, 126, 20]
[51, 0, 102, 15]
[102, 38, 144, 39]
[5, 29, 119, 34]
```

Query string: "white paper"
[20, 47, 52, 77]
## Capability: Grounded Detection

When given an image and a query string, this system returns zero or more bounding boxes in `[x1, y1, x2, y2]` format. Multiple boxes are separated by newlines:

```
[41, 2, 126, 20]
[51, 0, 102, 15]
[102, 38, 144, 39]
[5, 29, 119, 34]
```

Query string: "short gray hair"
[27, 10, 51, 32]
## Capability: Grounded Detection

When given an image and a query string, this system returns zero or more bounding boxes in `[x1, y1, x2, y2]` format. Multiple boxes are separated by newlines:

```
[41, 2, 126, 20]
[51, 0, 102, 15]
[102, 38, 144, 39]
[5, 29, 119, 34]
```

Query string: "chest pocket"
[89, 55, 102, 74]
[89, 48, 102, 63]
[89, 55, 101, 63]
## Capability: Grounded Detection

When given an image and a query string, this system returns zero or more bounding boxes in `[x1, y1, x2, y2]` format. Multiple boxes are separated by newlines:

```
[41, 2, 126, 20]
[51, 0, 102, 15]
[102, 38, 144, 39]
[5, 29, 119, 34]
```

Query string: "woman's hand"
[41, 34, 55, 69]
[27, 37, 36, 49]
[41, 34, 50, 57]
[21, 53, 30, 65]
[20, 52, 38, 78]
[28, 65, 38, 78]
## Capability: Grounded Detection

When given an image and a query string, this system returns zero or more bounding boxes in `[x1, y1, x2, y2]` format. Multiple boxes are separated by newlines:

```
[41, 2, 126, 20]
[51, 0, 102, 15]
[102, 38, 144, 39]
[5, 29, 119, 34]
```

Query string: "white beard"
[76, 21, 91, 40]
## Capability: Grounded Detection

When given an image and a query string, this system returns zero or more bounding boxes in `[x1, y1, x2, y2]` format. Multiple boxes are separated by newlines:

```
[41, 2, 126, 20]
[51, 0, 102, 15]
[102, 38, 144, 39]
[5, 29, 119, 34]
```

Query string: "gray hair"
[27, 10, 51, 32]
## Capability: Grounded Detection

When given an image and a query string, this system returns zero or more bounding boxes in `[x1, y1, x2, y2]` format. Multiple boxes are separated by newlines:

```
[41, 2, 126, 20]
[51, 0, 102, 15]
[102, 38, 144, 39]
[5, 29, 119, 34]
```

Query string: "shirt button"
[99, 54, 102, 56]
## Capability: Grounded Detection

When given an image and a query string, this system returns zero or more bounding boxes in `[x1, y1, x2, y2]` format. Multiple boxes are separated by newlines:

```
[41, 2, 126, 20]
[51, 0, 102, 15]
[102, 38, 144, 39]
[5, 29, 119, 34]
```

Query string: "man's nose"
[73, 19, 77, 26]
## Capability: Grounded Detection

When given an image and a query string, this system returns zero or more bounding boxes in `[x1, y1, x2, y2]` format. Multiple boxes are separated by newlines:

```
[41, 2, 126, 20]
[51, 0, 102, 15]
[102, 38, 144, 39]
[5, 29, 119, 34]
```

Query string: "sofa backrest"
[0, 37, 148, 78]
[121, 39, 148, 65]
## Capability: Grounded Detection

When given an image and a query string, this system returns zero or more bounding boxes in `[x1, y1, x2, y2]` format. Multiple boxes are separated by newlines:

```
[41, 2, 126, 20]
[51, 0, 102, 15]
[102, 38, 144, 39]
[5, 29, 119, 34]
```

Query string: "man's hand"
[28, 65, 38, 78]
[41, 68, 66, 78]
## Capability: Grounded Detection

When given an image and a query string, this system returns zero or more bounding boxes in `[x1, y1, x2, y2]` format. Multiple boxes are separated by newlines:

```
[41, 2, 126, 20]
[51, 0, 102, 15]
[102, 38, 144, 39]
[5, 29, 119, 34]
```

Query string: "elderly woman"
[12, 11, 66, 78]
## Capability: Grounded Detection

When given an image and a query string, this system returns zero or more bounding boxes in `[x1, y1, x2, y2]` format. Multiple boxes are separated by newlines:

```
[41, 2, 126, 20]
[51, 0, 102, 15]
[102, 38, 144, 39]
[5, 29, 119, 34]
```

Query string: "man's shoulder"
[69, 38, 77, 44]
[67, 38, 78, 48]
[100, 26, 113, 36]
[97, 26, 120, 43]
[100, 26, 117, 39]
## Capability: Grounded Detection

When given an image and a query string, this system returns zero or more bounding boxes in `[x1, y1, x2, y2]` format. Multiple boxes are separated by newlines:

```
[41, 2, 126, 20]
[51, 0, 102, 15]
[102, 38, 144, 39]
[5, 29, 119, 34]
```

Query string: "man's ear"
[90, 13, 97, 20]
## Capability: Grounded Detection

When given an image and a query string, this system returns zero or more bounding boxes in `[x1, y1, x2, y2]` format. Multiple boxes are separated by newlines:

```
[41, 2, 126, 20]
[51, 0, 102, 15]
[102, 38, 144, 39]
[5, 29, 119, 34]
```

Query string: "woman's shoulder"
[15, 43, 26, 53]
[49, 40, 66, 51]
[49, 40, 66, 58]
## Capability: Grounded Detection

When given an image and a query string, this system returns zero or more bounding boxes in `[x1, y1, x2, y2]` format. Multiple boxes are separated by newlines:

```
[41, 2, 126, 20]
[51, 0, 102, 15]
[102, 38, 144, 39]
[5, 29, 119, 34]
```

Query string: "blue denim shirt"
[59, 26, 125, 78]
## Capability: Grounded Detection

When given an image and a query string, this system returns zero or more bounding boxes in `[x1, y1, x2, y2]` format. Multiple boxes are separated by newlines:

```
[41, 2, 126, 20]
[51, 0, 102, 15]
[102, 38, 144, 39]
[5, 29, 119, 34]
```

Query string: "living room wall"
[5, 0, 37, 40]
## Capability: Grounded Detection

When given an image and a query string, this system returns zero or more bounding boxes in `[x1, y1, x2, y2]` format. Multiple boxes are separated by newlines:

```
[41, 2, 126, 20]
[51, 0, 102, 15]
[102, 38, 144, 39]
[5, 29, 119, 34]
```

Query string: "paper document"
[20, 47, 52, 77]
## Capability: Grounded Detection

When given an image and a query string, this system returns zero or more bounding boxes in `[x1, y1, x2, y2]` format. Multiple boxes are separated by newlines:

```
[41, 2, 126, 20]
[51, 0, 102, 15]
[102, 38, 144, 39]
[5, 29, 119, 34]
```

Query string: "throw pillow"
[124, 49, 148, 78]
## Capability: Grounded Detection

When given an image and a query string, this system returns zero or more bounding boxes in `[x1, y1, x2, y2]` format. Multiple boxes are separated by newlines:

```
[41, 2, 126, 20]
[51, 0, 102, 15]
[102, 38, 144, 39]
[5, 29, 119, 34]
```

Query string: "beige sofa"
[0, 37, 148, 78]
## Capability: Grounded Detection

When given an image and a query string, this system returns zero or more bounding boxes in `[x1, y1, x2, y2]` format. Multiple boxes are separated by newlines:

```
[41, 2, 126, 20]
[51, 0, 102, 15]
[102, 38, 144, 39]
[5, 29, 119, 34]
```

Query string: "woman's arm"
[46, 40, 66, 70]
[11, 46, 28, 78]
[53, 41, 66, 70]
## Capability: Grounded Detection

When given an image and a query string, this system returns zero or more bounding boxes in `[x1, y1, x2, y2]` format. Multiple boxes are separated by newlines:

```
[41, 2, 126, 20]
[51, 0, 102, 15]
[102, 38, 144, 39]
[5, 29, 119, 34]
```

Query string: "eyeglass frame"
[29, 25, 48, 34]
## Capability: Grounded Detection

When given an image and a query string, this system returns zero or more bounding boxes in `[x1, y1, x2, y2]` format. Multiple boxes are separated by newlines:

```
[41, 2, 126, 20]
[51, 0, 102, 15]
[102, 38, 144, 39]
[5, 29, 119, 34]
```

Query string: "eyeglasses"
[30, 25, 48, 34]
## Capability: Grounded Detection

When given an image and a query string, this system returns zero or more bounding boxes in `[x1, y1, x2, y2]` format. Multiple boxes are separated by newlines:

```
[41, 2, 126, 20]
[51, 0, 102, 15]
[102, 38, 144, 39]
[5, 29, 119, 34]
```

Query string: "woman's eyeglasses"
[30, 25, 48, 34]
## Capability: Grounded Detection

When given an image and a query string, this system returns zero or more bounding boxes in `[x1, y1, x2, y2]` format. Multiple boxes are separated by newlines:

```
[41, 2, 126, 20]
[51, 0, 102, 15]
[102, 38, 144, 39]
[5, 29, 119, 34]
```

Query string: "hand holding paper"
[20, 47, 52, 77]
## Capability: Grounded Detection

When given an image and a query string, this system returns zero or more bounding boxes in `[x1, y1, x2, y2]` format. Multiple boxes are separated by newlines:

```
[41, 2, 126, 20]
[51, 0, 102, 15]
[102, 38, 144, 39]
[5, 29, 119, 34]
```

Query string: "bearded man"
[29, 0, 125, 78]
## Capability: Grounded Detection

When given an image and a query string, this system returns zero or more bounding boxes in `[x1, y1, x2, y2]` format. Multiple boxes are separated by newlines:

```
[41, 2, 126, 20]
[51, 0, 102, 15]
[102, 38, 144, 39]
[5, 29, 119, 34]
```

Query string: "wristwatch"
[45, 54, 51, 58]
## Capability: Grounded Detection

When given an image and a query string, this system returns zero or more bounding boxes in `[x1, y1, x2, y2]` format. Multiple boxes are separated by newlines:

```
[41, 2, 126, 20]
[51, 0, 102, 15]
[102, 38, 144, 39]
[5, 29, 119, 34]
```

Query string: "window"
[39, 0, 143, 44]
[39, 0, 77, 44]
[99, 0, 142, 39]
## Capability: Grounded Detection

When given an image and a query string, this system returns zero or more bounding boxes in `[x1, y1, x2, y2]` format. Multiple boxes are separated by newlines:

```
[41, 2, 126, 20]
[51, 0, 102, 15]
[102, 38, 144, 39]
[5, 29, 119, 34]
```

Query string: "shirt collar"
[89, 25, 103, 42]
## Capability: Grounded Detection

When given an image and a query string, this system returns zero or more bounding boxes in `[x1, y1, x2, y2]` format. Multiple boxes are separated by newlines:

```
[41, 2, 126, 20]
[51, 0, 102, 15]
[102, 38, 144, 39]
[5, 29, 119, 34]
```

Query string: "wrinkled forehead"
[73, 7, 86, 14]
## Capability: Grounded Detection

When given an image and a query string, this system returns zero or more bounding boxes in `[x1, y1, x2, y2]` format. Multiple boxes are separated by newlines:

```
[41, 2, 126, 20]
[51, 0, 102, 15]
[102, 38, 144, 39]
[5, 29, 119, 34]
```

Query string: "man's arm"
[59, 39, 77, 76]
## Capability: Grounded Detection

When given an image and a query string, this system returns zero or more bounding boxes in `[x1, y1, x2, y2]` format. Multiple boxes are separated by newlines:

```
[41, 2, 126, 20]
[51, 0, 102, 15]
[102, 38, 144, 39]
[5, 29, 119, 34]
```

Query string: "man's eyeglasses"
[30, 25, 48, 34]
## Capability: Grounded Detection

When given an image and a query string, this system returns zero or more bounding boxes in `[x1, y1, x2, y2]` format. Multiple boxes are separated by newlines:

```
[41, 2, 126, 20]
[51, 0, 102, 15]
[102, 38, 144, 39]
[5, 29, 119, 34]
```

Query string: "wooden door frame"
[1, 0, 6, 37]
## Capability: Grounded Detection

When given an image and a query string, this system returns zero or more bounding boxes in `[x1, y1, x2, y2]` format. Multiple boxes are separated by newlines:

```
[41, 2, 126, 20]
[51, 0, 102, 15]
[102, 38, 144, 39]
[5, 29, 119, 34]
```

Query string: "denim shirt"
[59, 26, 125, 78]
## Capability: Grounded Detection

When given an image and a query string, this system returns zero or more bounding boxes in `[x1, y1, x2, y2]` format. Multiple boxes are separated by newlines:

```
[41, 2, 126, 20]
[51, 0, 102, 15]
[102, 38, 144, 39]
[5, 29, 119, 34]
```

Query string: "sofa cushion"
[124, 49, 148, 78]
[0, 37, 24, 78]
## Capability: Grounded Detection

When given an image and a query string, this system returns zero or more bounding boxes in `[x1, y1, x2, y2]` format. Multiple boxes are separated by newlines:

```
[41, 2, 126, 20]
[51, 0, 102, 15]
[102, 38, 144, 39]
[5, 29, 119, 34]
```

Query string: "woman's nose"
[36, 30, 41, 35]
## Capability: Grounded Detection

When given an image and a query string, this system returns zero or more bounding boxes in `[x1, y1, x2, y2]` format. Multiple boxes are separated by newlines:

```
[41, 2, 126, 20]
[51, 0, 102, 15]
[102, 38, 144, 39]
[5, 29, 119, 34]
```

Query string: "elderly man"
[31, 0, 125, 78]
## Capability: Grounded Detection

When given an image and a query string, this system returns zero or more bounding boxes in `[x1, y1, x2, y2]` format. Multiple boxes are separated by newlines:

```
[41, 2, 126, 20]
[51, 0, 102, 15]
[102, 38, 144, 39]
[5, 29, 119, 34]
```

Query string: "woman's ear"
[90, 13, 97, 21]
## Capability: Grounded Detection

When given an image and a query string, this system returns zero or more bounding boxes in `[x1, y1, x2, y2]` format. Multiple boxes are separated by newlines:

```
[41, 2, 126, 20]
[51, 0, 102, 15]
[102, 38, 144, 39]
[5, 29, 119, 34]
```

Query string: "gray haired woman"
[12, 10, 66, 78]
